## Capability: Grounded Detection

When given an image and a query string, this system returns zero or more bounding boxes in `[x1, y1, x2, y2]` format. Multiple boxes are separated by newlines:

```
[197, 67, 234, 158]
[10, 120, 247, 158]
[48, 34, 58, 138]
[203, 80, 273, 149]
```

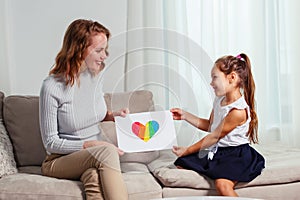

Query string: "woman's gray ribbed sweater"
[39, 69, 107, 154]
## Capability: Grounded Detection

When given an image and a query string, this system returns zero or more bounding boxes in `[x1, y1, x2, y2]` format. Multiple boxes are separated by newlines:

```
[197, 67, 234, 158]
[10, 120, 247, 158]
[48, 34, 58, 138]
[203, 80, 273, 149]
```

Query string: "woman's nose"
[100, 50, 107, 60]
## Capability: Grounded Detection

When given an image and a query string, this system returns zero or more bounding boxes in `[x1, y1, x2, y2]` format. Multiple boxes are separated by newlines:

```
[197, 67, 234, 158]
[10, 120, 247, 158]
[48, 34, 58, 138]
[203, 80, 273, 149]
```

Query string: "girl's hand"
[83, 140, 125, 156]
[170, 108, 186, 120]
[172, 145, 188, 157]
[113, 108, 130, 118]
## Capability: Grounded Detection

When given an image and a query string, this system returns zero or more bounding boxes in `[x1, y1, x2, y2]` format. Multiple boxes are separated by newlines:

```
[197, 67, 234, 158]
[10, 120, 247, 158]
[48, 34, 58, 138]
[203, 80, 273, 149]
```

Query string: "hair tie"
[236, 54, 245, 62]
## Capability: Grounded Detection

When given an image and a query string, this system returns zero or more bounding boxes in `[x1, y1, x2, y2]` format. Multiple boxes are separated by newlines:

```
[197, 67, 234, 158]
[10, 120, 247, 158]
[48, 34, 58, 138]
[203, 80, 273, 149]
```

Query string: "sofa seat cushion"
[147, 149, 177, 171]
[151, 144, 300, 190]
[18, 166, 42, 175]
[121, 162, 150, 173]
[0, 173, 162, 200]
[162, 182, 300, 200]
[237, 143, 300, 187]
[0, 173, 84, 200]
[123, 172, 162, 200]
[12, 165, 161, 200]
[162, 187, 217, 198]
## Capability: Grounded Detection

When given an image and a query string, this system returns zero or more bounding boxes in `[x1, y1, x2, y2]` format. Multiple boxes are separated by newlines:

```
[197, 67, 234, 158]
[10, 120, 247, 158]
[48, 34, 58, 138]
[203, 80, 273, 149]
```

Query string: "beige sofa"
[0, 90, 300, 200]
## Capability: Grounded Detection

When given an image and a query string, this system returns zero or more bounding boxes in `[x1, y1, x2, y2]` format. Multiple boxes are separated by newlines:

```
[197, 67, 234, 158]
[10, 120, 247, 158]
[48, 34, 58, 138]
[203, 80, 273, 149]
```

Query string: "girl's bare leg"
[215, 178, 238, 196]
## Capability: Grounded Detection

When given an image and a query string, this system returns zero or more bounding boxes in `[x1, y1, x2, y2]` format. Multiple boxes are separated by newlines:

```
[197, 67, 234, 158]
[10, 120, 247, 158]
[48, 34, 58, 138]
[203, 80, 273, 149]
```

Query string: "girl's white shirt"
[207, 96, 251, 160]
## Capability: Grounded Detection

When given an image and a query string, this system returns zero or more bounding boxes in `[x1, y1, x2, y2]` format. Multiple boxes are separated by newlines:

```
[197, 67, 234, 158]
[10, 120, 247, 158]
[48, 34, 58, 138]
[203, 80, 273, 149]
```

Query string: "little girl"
[171, 53, 265, 196]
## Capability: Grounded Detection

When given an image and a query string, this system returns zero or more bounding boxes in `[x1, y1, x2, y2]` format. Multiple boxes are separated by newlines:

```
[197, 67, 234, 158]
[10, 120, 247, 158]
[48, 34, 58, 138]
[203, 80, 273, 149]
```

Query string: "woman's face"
[84, 33, 108, 74]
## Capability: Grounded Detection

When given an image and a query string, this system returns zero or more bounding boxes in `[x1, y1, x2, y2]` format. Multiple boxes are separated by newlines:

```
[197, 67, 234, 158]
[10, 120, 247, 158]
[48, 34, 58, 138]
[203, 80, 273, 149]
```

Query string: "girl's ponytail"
[238, 53, 258, 144]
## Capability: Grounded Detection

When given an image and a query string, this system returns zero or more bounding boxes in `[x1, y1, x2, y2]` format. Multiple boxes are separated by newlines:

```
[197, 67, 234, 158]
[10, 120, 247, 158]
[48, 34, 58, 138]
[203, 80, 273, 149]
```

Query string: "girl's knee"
[215, 179, 236, 196]
[215, 179, 228, 190]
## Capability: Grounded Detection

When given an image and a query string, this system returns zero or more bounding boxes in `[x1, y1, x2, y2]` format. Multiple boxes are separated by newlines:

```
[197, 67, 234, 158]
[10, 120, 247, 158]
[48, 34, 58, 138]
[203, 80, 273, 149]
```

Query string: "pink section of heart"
[132, 122, 145, 139]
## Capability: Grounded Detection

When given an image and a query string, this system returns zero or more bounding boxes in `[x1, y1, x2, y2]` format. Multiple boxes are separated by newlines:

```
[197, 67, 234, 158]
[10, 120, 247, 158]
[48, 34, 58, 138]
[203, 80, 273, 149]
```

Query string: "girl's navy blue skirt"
[174, 144, 265, 182]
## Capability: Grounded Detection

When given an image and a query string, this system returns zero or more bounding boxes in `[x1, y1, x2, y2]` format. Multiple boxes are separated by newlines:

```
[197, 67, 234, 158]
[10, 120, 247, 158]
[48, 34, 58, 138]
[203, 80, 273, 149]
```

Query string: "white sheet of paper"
[114, 110, 177, 152]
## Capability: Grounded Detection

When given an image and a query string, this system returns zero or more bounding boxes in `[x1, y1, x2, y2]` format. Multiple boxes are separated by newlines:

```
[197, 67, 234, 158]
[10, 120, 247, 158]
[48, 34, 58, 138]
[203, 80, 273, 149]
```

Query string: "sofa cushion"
[104, 90, 155, 114]
[3, 95, 46, 167]
[121, 162, 149, 173]
[151, 144, 300, 190]
[0, 120, 18, 178]
[237, 144, 300, 187]
[147, 149, 177, 172]
[0, 171, 162, 200]
[99, 121, 118, 145]
[161, 183, 300, 200]
[162, 187, 216, 198]
[121, 150, 159, 164]
[0, 173, 84, 200]
[153, 167, 213, 190]
[0, 92, 4, 119]
[122, 172, 162, 200]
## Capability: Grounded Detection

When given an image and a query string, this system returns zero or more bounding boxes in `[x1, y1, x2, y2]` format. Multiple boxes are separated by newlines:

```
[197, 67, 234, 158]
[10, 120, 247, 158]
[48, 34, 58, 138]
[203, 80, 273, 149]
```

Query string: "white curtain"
[185, 0, 300, 147]
[125, 0, 213, 146]
[125, 0, 300, 147]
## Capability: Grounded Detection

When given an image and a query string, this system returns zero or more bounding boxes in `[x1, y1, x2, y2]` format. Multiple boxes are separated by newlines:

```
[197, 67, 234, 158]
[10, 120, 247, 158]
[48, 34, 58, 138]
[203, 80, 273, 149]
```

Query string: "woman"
[39, 19, 128, 200]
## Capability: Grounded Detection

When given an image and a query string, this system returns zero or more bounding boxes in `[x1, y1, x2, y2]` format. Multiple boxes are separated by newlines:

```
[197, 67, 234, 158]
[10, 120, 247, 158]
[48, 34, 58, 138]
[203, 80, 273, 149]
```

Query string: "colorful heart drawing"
[131, 120, 159, 142]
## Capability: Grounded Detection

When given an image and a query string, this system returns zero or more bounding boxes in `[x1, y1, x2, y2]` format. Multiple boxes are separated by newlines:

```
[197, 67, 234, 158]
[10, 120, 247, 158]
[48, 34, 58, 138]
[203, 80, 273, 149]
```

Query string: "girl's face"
[210, 65, 229, 96]
[84, 33, 108, 74]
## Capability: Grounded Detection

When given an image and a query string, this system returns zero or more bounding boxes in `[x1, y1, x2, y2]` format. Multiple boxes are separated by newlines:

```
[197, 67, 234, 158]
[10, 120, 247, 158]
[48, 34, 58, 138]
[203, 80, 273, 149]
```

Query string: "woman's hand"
[170, 108, 186, 120]
[104, 108, 129, 121]
[113, 108, 130, 118]
[172, 145, 188, 157]
[83, 140, 125, 156]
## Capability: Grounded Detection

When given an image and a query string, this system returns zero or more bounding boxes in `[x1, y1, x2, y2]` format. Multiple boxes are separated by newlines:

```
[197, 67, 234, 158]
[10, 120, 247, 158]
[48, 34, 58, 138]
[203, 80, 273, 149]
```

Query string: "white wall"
[0, 0, 127, 95]
[0, 0, 11, 94]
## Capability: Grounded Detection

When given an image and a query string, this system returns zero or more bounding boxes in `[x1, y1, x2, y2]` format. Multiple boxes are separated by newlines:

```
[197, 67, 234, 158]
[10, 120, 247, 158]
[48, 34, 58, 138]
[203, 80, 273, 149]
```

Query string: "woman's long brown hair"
[215, 53, 258, 144]
[50, 19, 110, 86]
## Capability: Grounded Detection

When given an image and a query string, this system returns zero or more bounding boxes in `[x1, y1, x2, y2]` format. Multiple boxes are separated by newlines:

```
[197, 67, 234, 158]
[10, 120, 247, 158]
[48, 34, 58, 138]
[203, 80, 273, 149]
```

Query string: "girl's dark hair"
[50, 19, 111, 86]
[215, 53, 258, 144]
